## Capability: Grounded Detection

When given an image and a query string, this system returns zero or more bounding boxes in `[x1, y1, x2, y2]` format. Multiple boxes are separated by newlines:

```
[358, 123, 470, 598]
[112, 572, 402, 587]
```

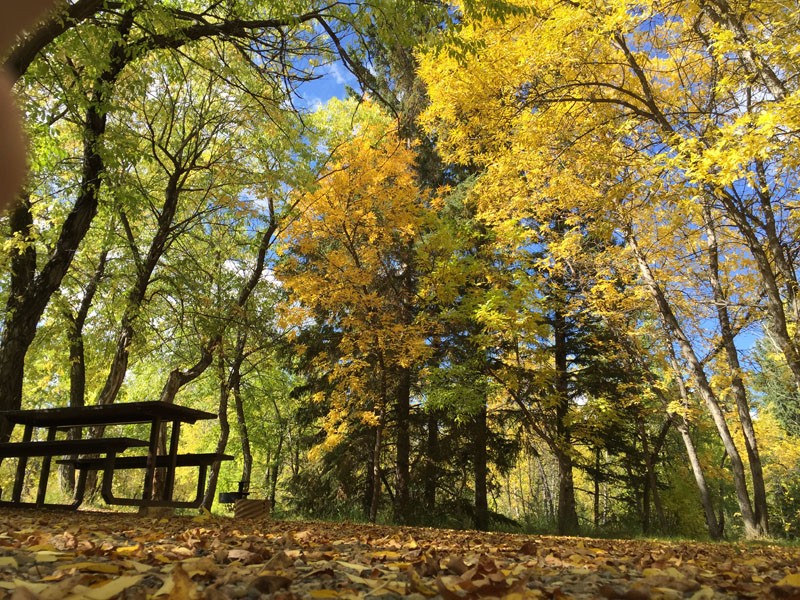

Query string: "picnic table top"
[0, 401, 217, 428]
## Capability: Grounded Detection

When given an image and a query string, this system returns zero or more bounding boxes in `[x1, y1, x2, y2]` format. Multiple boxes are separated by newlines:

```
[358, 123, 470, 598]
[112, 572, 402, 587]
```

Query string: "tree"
[0, 1, 380, 441]
[417, 0, 791, 538]
[278, 110, 428, 522]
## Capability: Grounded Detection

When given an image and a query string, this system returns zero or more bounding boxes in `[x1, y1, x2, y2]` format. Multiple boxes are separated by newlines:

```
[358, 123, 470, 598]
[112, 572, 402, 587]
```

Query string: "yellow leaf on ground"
[92, 576, 145, 599]
[164, 564, 199, 600]
[114, 544, 141, 556]
[35, 551, 66, 563]
[690, 587, 716, 600]
[2, 581, 49, 594]
[309, 590, 339, 598]
[777, 573, 800, 587]
[336, 561, 372, 573]
[121, 560, 153, 573]
[62, 561, 121, 574]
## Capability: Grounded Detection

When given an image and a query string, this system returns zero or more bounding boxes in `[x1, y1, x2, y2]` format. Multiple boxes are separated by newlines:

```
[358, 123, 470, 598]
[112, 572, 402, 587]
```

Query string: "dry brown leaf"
[249, 574, 293, 594]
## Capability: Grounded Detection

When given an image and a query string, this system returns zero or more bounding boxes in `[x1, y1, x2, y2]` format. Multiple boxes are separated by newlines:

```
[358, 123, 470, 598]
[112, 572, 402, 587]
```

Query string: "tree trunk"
[393, 367, 411, 524]
[535, 452, 555, 523]
[676, 417, 723, 539]
[554, 304, 579, 535]
[269, 432, 283, 510]
[423, 411, 438, 512]
[60, 250, 107, 492]
[666, 349, 724, 539]
[364, 434, 375, 517]
[715, 188, 800, 391]
[96, 170, 185, 407]
[593, 449, 601, 529]
[638, 417, 666, 532]
[202, 353, 230, 510]
[555, 449, 579, 535]
[369, 417, 383, 523]
[629, 233, 760, 538]
[0, 14, 133, 441]
[703, 206, 769, 534]
[149, 341, 216, 503]
[474, 402, 489, 531]
[232, 357, 253, 498]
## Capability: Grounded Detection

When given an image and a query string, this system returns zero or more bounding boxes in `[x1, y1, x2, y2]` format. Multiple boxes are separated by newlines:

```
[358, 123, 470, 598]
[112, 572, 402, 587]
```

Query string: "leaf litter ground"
[1, 509, 799, 599]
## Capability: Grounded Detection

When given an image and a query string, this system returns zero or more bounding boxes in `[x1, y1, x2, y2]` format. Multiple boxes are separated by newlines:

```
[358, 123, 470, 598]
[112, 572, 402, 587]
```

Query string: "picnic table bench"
[0, 401, 232, 509]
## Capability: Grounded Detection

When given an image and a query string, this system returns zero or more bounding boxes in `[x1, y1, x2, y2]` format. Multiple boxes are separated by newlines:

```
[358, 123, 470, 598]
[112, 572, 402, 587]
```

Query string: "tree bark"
[232, 353, 253, 498]
[554, 304, 580, 535]
[629, 232, 759, 537]
[5, 0, 107, 80]
[152, 341, 217, 503]
[0, 12, 134, 443]
[474, 402, 489, 531]
[201, 353, 230, 510]
[665, 348, 724, 539]
[96, 167, 187, 407]
[703, 206, 769, 534]
[60, 249, 108, 492]
[423, 411, 438, 512]
[369, 417, 383, 523]
[638, 417, 666, 532]
[393, 367, 411, 524]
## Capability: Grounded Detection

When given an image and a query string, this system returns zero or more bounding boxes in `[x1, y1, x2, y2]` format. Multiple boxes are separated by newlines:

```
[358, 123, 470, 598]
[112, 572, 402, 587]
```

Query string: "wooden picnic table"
[0, 401, 231, 509]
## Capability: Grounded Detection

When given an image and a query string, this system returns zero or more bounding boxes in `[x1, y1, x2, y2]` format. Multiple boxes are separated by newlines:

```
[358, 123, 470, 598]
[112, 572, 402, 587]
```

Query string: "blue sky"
[296, 60, 358, 111]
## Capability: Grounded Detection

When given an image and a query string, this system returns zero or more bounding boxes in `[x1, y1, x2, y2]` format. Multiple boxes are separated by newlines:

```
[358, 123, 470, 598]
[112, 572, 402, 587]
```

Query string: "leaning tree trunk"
[714, 184, 800, 392]
[0, 13, 133, 442]
[630, 233, 760, 537]
[703, 207, 769, 533]
[666, 349, 724, 539]
[147, 341, 217, 503]
[60, 249, 109, 492]
[95, 167, 187, 408]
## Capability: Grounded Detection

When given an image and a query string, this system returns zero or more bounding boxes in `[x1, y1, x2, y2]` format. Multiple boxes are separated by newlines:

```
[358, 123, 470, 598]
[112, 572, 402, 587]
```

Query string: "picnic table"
[0, 401, 232, 509]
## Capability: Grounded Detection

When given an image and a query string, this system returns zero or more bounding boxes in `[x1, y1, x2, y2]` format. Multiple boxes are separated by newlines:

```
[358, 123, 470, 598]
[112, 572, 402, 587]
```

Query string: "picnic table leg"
[141, 417, 161, 503]
[71, 466, 89, 509]
[35, 427, 57, 507]
[100, 453, 119, 505]
[163, 421, 181, 502]
[12, 424, 33, 502]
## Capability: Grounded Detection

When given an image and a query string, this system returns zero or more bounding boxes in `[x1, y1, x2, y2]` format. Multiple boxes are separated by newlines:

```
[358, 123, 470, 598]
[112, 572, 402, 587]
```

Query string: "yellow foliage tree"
[278, 115, 428, 521]
[417, 0, 800, 537]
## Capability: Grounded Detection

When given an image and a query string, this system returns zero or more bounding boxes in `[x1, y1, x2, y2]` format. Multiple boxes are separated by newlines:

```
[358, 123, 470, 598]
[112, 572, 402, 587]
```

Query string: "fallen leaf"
[0, 556, 19, 568]
[70, 576, 144, 600]
[249, 574, 293, 594]
[337, 560, 373, 573]
[10, 588, 39, 600]
[779, 573, 800, 587]
[114, 544, 142, 556]
[309, 591, 339, 598]
[62, 561, 121, 574]
[407, 566, 436, 597]
[35, 551, 66, 563]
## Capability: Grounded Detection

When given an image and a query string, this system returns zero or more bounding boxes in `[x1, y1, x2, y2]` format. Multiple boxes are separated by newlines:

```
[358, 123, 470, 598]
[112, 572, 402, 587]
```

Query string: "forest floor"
[0, 509, 799, 599]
